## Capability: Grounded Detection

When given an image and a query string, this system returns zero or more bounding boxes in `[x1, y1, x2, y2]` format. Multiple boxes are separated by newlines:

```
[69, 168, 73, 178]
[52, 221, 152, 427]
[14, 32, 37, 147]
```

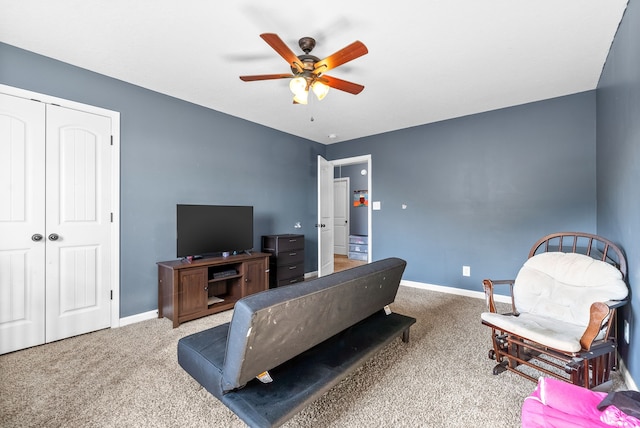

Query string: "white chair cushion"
[513, 252, 627, 326]
[480, 311, 586, 352]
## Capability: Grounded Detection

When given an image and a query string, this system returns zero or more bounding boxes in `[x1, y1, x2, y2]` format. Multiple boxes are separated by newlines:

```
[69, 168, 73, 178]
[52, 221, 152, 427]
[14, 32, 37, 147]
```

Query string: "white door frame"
[0, 84, 121, 329]
[319, 154, 372, 264]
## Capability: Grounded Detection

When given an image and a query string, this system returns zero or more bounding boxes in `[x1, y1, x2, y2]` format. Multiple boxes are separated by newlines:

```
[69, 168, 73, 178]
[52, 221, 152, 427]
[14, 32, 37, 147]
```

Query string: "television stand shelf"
[157, 252, 270, 328]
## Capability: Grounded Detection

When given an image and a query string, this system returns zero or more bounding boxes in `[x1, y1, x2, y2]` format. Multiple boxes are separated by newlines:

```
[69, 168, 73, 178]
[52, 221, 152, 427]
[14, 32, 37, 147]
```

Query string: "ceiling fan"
[239, 33, 368, 104]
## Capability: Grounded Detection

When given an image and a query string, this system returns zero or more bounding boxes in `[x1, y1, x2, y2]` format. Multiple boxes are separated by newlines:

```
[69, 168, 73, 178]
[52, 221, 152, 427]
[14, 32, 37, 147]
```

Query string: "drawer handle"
[289, 252, 297, 256]
[288, 239, 297, 242]
[288, 266, 297, 270]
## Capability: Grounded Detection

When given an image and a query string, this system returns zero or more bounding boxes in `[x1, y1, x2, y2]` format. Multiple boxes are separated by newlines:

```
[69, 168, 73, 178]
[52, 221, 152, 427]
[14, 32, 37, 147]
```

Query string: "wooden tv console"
[157, 252, 270, 328]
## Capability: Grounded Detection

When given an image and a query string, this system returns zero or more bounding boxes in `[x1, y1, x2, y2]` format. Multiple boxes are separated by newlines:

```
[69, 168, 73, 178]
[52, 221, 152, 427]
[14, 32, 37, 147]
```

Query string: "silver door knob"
[32, 234, 43, 242]
[48, 233, 59, 241]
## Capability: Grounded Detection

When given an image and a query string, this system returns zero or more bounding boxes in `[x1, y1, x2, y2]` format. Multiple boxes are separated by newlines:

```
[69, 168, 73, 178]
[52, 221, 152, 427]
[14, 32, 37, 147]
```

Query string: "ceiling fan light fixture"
[289, 76, 307, 97]
[311, 81, 329, 101]
[293, 90, 309, 105]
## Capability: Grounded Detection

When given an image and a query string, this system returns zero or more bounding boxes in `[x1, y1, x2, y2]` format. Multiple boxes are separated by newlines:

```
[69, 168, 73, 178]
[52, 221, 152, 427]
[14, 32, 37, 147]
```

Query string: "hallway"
[334, 254, 366, 272]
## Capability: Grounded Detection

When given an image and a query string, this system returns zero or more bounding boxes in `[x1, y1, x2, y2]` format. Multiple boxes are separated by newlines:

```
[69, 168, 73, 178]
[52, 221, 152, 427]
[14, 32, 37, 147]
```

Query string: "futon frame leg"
[402, 328, 411, 343]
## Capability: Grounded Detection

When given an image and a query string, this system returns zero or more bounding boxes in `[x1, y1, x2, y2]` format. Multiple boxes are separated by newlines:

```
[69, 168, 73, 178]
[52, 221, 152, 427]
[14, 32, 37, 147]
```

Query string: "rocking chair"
[481, 232, 629, 389]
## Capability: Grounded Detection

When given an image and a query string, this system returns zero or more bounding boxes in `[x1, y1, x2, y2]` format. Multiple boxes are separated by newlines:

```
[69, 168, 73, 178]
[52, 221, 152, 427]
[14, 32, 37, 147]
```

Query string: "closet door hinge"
[110, 212, 113, 223]
[110, 290, 113, 300]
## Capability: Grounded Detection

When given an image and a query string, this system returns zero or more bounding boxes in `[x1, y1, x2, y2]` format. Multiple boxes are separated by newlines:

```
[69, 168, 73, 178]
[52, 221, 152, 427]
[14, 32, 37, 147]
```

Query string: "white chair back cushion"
[513, 252, 628, 326]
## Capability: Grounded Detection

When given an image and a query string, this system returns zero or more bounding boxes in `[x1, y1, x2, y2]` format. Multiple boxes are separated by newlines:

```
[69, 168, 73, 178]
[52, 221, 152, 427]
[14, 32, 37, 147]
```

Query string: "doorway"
[317, 154, 371, 277]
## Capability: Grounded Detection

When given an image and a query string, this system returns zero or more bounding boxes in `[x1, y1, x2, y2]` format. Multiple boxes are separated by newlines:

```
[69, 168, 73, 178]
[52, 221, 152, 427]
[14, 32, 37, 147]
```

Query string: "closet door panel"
[45, 105, 112, 342]
[0, 93, 46, 354]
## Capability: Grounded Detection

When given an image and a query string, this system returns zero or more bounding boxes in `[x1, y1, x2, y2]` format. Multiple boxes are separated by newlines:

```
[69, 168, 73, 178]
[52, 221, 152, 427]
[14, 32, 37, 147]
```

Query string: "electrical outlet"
[462, 266, 471, 277]
[624, 320, 630, 344]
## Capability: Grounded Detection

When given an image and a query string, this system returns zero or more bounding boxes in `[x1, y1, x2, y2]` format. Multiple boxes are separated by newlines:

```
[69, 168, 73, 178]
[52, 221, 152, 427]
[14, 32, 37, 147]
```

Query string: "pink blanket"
[521, 377, 640, 427]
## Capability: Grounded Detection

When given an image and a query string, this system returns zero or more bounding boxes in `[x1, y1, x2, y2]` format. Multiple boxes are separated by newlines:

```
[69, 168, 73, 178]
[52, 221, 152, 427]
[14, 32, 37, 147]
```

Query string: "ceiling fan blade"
[260, 33, 303, 70]
[314, 41, 368, 74]
[240, 73, 293, 82]
[318, 75, 365, 95]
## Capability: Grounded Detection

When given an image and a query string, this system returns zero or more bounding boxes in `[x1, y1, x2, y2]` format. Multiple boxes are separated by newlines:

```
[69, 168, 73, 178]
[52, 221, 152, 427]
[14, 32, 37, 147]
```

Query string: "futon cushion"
[221, 257, 406, 392]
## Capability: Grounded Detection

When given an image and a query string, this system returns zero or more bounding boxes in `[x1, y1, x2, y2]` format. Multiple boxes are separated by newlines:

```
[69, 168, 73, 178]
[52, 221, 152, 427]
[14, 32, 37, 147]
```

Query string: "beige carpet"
[0, 286, 625, 427]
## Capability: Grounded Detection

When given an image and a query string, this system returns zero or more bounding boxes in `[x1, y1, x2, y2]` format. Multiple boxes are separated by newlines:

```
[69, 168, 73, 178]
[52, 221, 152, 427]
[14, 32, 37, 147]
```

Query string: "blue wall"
[596, 0, 640, 386]
[327, 93, 597, 289]
[0, 42, 324, 318]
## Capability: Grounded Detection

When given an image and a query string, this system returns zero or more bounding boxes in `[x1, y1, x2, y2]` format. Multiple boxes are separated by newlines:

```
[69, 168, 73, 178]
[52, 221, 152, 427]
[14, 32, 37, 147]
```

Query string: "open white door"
[317, 155, 334, 277]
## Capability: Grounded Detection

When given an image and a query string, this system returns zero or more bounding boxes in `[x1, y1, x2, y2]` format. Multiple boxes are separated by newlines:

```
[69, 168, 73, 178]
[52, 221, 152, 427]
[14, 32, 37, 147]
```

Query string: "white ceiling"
[0, 1, 628, 144]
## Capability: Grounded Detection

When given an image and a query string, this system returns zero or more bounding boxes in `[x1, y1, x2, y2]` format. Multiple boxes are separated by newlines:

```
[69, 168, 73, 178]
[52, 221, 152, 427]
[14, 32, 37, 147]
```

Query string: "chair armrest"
[579, 301, 627, 350]
[482, 279, 516, 314]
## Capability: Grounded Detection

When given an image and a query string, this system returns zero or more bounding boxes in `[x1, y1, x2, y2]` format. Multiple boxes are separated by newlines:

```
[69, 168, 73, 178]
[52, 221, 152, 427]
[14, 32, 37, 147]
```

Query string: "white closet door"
[0, 93, 46, 354]
[45, 105, 112, 342]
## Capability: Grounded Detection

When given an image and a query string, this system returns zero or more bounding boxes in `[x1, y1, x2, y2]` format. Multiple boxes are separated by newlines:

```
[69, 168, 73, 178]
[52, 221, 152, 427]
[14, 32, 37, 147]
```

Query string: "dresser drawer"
[273, 249, 304, 266]
[275, 276, 304, 287]
[349, 244, 368, 253]
[348, 251, 368, 261]
[276, 263, 304, 280]
[349, 235, 368, 245]
[262, 234, 304, 253]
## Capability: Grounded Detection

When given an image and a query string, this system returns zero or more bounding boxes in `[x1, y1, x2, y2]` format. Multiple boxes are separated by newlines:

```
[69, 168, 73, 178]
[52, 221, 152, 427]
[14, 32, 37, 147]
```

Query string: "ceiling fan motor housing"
[298, 37, 316, 54]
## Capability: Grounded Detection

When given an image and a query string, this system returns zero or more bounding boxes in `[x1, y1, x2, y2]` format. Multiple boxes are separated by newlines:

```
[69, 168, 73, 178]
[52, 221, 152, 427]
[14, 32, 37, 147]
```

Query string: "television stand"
[157, 252, 270, 328]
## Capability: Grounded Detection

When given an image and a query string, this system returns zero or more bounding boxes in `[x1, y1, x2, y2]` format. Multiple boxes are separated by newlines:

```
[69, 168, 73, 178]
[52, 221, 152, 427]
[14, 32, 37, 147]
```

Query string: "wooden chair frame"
[482, 232, 628, 389]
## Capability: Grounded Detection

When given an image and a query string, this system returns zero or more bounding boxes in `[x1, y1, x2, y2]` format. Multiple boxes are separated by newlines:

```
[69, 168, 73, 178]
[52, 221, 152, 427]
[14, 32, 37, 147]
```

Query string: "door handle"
[48, 233, 60, 241]
[32, 234, 43, 242]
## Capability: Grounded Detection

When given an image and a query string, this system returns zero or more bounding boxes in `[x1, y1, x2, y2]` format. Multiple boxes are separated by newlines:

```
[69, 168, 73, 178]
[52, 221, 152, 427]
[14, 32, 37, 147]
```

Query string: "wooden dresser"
[261, 234, 305, 288]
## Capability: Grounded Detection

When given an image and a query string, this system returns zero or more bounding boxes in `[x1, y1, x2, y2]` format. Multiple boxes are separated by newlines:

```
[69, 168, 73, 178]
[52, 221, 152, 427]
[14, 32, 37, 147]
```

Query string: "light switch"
[373, 201, 381, 210]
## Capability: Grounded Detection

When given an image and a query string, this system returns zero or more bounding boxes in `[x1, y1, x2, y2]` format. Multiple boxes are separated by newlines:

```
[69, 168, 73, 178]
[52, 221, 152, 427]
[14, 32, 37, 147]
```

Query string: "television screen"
[177, 205, 253, 258]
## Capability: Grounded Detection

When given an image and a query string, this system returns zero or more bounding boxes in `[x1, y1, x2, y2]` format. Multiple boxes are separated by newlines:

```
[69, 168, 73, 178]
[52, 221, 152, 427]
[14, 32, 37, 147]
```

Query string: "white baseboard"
[400, 279, 512, 304]
[118, 309, 158, 327]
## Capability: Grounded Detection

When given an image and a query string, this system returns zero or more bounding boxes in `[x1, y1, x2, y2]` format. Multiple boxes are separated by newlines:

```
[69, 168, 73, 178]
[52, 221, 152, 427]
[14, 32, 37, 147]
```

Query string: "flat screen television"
[176, 204, 253, 258]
